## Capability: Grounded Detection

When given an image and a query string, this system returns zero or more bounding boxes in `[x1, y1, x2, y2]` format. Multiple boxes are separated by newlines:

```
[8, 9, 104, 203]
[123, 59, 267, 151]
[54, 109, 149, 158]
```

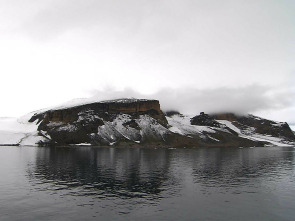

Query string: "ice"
[0, 131, 25, 145]
[19, 132, 47, 146]
[0, 117, 41, 146]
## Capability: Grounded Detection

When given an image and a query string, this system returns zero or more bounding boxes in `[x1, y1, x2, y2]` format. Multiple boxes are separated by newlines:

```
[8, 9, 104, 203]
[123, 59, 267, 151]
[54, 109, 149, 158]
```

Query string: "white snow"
[0, 117, 42, 146]
[96, 114, 169, 145]
[112, 114, 140, 141]
[217, 120, 241, 134]
[72, 143, 91, 146]
[0, 131, 25, 145]
[47, 122, 63, 127]
[207, 135, 220, 142]
[169, 126, 184, 135]
[0, 117, 37, 133]
[136, 115, 169, 140]
[57, 124, 77, 132]
[19, 132, 47, 146]
[30, 98, 154, 115]
[100, 98, 152, 104]
[96, 114, 141, 144]
[166, 114, 216, 135]
[217, 120, 293, 147]
[97, 122, 120, 144]
[272, 122, 285, 127]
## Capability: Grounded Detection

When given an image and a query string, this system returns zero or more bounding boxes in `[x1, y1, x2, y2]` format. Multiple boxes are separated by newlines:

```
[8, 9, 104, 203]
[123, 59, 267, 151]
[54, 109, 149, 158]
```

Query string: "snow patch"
[72, 143, 91, 146]
[217, 120, 241, 134]
[136, 115, 169, 141]
[19, 132, 47, 146]
[167, 114, 216, 135]
[207, 135, 220, 142]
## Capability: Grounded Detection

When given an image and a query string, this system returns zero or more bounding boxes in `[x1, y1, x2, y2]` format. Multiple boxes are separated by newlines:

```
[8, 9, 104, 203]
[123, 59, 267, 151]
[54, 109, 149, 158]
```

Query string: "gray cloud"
[17, 0, 295, 90]
[0, 0, 294, 123]
[20, 0, 156, 40]
[89, 85, 293, 115]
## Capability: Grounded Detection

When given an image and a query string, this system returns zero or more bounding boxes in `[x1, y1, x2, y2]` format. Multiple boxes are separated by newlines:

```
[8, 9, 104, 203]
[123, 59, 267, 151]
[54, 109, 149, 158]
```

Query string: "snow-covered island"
[0, 98, 294, 147]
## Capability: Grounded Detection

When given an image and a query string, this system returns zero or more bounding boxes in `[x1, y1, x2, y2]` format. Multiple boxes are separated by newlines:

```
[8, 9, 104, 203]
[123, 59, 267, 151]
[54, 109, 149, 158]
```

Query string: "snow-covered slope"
[0, 117, 46, 146]
[94, 114, 170, 145]
[217, 120, 292, 147]
[167, 114, 216, 135]
[166, 113, 294, 147]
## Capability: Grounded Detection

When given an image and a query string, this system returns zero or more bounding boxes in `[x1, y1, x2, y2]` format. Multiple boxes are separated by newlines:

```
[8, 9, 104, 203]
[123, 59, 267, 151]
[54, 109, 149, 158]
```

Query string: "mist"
[88, 85, 293, 115]
[0, 0, 294, 124]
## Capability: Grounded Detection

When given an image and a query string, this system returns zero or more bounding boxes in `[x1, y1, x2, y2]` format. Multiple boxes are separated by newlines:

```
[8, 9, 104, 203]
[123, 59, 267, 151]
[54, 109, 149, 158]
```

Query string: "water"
[0, 146, 295, 221]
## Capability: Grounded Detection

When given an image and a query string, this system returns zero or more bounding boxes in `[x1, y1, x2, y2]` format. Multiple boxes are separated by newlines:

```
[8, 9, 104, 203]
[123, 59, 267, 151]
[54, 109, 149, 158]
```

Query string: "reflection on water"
[190, 148, 295, 192]
[27, 148, 178, 200]
[1, 146, 295, 221]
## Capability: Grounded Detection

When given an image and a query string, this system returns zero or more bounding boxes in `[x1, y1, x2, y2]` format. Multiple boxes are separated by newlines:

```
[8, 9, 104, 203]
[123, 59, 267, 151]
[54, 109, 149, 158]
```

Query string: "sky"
[0, 0, 294, 128]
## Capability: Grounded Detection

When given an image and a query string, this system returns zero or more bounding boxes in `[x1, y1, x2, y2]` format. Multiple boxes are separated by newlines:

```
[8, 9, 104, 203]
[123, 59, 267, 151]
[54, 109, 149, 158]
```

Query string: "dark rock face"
[29, 99, 168, 145]
[191, 112, 221, 127]
[212, 113, 295, 142]
[122, 119, 140, 130]
[30, 99, 167, 124]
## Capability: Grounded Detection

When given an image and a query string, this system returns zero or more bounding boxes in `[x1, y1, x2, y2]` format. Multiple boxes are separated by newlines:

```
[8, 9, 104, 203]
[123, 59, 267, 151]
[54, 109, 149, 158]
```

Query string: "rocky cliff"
[30, 99, 167, 124]
[1, 98, 294, 147]
[28, 99, 169, 146]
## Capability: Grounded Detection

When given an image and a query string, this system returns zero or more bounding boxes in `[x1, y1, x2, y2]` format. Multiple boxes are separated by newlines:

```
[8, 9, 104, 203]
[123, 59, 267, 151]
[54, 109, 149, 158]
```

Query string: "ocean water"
[0, 146, 295, 221]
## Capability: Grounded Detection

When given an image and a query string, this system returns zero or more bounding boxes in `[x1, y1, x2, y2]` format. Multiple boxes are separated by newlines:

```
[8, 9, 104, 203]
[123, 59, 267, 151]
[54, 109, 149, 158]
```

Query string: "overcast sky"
[0, 0, 294, 127]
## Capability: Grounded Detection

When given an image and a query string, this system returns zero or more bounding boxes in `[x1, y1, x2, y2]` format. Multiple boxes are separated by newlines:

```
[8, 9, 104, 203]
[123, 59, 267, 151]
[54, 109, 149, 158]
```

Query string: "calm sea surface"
[0, 146, 295, 221]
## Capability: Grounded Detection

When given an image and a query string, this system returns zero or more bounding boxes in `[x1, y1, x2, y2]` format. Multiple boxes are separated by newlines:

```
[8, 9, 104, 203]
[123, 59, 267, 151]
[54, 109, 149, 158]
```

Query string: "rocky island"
[0, 98, 294, 147]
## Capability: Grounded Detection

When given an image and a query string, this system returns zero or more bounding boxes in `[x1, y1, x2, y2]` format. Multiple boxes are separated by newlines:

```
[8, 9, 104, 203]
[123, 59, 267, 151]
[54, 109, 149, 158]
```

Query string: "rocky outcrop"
[190, 112, 221, 127]
[29, 99, 168, 146]
[212, 113, 295, 142]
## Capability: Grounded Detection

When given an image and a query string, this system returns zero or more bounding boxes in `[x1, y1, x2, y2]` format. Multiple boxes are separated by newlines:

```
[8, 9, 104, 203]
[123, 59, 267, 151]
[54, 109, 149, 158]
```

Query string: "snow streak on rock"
[217, 120, 293, 147]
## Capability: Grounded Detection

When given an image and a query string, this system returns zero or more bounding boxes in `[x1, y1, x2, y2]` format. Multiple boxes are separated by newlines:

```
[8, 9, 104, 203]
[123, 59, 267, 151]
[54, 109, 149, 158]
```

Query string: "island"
[0, 98, 294, 147]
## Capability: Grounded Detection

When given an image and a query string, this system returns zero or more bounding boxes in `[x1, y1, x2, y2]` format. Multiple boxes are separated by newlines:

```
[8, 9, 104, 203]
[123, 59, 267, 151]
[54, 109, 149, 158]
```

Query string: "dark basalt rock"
[190, 112, 221, 127]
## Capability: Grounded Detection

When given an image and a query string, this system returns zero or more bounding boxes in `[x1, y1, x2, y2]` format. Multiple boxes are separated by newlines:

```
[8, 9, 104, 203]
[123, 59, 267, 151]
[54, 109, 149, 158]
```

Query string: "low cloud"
[89, 85, 293, 115]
